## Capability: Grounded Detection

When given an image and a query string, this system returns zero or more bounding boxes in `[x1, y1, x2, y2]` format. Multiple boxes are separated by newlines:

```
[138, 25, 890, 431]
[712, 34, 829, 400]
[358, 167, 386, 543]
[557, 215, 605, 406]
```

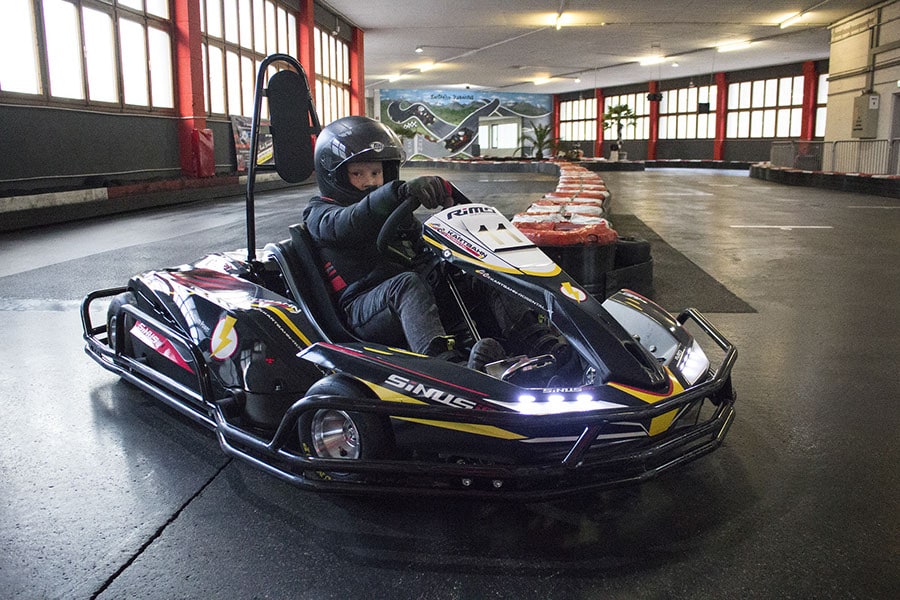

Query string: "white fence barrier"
[770, 139, 900, 175]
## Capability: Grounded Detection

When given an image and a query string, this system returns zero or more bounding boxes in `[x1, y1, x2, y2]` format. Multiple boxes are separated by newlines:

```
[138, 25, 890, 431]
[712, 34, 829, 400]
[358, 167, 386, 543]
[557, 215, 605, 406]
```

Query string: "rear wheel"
[106, 291, 136, 354]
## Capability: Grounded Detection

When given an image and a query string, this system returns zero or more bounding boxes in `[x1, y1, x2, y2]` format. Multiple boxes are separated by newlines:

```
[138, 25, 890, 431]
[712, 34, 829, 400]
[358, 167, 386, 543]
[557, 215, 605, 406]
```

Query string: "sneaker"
[467, 337, 506, 371]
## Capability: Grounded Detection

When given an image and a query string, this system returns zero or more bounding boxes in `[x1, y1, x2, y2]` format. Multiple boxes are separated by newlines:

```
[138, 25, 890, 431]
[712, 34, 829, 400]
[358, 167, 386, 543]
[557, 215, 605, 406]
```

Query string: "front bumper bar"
[212, 308, 737, 501]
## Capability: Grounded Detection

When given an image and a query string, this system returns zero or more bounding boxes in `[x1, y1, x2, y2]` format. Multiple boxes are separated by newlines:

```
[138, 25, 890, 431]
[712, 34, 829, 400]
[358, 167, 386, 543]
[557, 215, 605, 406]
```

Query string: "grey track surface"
[1, 167, 897, 599]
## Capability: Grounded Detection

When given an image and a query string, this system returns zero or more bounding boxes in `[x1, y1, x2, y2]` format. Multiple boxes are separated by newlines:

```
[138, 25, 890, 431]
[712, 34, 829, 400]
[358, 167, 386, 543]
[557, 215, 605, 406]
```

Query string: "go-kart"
[81, 55, 736, 500]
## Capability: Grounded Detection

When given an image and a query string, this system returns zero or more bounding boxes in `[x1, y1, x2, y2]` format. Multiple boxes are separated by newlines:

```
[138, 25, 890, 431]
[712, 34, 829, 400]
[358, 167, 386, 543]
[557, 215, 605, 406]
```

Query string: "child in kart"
[303, 116, 505, 369]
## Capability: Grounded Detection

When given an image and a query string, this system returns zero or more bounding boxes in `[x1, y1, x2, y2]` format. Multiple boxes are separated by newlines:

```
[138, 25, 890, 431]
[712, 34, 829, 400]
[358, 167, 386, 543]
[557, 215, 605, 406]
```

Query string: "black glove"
[399, 176, 454, 210]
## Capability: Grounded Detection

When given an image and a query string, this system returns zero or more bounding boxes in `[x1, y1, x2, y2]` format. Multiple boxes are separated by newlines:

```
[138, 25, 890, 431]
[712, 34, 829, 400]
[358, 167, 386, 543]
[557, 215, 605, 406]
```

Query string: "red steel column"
[552, 95, 560, 143]
[800, 61, 818, 141]
[297, 0, 315, 101]
[173, 0, 212, 177]
[647, 81, 659, 160]
[714, 72, 727, 161]
[594, 88, 604, 157]
[349, 27, 365, 116]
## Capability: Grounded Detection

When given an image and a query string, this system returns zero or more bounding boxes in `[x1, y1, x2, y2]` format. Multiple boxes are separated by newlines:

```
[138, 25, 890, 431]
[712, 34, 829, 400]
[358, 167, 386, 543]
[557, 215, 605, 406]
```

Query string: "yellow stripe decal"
[261, 305, 313, 347]
[608, 370, 684, 436]
[366, 381, 427, 404]
[365, 382, 525, 439]
[363, 346, 395, 356]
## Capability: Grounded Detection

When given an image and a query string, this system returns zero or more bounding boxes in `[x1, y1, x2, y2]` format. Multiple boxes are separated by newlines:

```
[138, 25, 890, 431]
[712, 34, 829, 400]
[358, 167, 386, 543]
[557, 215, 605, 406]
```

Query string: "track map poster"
[379, 89, 551, 159]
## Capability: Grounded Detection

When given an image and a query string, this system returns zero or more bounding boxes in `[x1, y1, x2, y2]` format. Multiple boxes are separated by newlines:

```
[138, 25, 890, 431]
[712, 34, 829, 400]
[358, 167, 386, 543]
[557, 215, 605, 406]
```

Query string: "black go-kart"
[81, 55, 737, 500]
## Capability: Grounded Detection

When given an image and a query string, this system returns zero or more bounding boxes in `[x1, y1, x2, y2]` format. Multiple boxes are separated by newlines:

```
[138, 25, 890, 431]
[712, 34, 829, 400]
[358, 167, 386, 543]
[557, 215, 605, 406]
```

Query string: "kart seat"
[273, 223, 358, 344]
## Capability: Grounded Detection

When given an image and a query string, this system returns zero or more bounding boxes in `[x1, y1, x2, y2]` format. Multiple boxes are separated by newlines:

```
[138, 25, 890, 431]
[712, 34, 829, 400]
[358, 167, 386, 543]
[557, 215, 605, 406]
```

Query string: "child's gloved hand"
[399, 176, 455, 209]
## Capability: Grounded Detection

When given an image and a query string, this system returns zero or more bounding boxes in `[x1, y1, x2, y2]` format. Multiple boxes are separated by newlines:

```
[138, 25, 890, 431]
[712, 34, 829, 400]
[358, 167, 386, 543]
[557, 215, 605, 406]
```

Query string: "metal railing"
[770, 139, 900, 175]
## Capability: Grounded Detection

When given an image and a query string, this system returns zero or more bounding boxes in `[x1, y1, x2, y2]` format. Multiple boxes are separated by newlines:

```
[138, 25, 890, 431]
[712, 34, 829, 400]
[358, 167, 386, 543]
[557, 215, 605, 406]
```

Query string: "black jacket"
[302, 181, 407, 306]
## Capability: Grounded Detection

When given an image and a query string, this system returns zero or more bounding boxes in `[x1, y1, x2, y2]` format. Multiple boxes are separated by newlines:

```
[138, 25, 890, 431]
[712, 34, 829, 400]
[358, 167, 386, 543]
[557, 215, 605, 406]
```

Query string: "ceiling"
[320, 0, 881, 95]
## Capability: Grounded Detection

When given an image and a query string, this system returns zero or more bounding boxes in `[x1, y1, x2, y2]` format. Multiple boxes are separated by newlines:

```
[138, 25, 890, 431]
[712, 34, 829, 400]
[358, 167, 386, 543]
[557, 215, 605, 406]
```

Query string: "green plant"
[519, 122, 557, 159]
[601, 104, 636, 151]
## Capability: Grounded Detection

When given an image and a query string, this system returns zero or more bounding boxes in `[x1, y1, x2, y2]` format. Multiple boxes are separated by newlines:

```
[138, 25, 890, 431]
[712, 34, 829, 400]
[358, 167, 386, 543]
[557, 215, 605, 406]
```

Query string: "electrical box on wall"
[851, 93, 879, 139]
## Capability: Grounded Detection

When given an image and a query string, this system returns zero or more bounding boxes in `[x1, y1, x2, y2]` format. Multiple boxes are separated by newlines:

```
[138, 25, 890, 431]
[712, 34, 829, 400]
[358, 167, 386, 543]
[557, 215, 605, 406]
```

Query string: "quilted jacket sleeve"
[305, 180, 403, 247]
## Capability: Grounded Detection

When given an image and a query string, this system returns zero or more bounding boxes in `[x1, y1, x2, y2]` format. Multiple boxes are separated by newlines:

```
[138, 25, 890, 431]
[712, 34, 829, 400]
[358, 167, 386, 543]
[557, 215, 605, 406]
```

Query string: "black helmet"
[314, 115, 406, 203]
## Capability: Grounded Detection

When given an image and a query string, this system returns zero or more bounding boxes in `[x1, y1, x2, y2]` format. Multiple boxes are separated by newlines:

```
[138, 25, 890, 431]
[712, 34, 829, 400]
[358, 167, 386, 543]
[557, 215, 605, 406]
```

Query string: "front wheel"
[298, 376, 393, 479]
[308, 409, 366, 459]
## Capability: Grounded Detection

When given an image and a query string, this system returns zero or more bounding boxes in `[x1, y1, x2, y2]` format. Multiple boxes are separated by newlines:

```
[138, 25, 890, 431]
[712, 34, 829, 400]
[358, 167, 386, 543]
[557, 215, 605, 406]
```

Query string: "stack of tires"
[512, 163, 653, 299]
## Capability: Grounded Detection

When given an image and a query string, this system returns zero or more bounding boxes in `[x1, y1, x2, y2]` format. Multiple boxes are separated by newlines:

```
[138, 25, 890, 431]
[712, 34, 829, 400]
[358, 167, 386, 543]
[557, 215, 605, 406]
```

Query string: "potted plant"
[519, 122, 557, 159]
[601, 104, 636, 160]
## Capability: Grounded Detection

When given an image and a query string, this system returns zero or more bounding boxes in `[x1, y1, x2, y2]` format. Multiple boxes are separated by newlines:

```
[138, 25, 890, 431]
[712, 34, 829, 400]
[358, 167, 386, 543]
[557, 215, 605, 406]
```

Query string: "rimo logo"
[385, 374, 477, 409]
[445, 205, 496, 220]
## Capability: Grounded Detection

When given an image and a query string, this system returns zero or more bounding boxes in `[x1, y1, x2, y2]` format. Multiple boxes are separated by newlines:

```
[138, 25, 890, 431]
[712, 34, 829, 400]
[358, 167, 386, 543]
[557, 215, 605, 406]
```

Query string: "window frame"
[201, 0, 298, 119]
[603, 93, 649, 141]
[726, 75, 805, 139]
[0, 0, 175, 114]
[313, 25, 351, 125]
[657, 84, 717, 140]
[559, 97, 597, 143]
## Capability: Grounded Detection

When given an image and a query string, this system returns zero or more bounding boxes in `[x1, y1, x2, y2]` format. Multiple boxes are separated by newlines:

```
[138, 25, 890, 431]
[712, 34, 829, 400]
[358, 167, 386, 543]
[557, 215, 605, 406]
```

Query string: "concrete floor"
[1, 168, 897, 599]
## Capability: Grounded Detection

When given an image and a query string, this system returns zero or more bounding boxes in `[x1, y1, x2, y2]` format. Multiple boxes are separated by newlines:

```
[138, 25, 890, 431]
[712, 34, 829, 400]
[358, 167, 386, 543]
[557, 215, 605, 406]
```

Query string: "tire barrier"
[510, 163, 654, 299]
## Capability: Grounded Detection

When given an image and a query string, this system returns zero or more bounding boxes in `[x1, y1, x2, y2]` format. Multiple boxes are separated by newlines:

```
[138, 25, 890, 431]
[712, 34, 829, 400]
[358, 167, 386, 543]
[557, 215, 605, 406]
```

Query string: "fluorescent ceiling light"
[718, 41, 753, 52]
[640, 55, 667, 66]
[780, 13, 804, 28]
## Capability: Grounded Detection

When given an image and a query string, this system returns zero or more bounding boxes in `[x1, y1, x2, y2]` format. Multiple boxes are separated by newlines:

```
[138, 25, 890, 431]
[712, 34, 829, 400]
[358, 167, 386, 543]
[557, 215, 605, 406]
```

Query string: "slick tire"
[106, 291, 136, 354]
[613, 236, 652, 269]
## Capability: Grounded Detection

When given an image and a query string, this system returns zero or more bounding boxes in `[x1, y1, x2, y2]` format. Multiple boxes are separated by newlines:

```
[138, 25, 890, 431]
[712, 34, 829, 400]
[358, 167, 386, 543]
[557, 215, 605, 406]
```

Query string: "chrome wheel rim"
[311, 410, 360, 459]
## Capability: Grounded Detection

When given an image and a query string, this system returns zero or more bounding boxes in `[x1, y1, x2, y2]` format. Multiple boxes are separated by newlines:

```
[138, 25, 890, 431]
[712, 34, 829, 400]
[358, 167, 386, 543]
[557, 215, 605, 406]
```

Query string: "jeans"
[342, 271, 445, 354]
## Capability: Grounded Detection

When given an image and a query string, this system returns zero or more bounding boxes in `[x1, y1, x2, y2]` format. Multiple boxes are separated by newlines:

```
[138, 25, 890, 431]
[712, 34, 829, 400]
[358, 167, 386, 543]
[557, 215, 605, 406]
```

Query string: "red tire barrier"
[519, 222, 617, 246]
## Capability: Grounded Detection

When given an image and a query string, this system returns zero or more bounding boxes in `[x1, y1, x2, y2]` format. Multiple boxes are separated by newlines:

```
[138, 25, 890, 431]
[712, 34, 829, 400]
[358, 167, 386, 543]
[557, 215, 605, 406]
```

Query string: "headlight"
[511, 391, 625, 414]
[677, 340, 710, 385]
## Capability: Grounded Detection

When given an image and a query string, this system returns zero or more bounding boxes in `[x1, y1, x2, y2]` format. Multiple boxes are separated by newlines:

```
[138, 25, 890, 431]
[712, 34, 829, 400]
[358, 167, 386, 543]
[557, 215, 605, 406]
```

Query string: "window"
[0, 0, 174, 110]
[0, 0, 42, 95]
[314, 26, 351, 124]
[726, 76, 803, 138]
[658, 85, 716, 139]
[559, 97, 597, 142]
[815, 73, 828, 138]
[201, 0, 297, 118]
[603, 93, 649, 140]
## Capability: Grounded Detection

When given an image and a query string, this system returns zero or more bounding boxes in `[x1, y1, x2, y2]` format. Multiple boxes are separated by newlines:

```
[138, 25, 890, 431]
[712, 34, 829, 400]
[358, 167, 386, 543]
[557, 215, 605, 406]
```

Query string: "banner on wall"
[230, 115, 274, 172]
[379, 89, 552, 159]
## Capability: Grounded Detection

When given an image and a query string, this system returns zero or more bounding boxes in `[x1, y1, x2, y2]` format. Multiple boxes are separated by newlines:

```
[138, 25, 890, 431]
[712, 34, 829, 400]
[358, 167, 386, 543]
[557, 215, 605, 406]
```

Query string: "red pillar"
[647, 81, 659, 160]
[173, 0, 212, 177]
[349, 27, 365, 116]
[800, 61, 818, 141]
[594, 88, 604, 157]
[297, 0, 315, 100]
[552, 95, 560, 143]
[714, 72, 727, 161]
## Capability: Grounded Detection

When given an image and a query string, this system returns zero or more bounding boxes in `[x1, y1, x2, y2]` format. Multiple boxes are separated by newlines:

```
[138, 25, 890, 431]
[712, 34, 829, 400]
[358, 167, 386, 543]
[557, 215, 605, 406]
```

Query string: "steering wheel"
[375, 184, 471, 260]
